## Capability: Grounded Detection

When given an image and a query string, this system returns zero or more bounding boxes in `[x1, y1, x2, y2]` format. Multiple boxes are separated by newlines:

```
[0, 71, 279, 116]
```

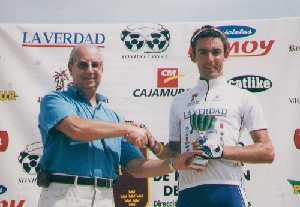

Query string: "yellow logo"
[0, 90, 18, 101]
[120, 189, 144, 207]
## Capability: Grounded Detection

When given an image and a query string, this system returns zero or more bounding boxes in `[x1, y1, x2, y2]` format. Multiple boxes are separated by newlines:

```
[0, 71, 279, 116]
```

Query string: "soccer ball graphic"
[121, 30, 145, 52]
[120, 24, 170, 53]
[18, 142, 42, 175]
[146, 30, 170, 53]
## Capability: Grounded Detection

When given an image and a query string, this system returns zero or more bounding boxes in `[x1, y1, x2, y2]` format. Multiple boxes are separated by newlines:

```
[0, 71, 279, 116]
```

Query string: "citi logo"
[217, 25, 256, 38]
[0, 185, 7, 195]
[227, 75, 272, 92]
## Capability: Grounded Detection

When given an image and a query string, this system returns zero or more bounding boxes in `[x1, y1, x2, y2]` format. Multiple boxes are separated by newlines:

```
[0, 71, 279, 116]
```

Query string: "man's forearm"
[222, 142, 274, 163]
[155, 142, 180, 159]
[127, 159, 174, 178]
[56, 115, 128, 141]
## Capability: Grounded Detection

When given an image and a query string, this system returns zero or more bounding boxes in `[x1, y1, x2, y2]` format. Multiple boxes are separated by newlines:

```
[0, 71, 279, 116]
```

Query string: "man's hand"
[124, 124, 149, 148]
[192, 130, 224, 159]
[173, 151, 208, 173]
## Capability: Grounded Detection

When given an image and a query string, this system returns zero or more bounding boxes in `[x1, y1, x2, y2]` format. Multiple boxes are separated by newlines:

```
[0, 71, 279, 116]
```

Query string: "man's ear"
[190, 52, 196, 62]
[188, 47, 196, 62]
[68, 64, 73, 76]
[224, 50, 229, 59]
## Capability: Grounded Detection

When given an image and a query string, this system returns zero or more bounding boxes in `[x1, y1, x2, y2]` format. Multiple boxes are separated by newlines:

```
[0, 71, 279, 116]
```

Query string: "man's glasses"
[76, 60, 102, 70]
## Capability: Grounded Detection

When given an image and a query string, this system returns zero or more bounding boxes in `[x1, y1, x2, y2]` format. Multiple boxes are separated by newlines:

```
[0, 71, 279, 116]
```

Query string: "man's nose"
[86, 63, 94, 71]
[206, 52, 214, 62]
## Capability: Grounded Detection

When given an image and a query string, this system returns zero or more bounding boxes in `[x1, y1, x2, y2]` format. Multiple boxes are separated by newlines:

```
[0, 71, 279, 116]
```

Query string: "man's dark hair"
[190, 25, 230, 61]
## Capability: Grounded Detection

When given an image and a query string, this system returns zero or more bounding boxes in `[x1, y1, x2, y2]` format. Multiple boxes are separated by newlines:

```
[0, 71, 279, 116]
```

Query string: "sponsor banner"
[1, 17, 300, 207]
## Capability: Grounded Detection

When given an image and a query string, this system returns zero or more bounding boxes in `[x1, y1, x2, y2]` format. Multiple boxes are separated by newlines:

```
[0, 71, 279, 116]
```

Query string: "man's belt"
[49, 174, 116, 188]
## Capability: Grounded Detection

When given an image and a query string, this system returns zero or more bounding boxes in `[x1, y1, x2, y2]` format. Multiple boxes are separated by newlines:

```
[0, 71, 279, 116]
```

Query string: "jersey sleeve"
[242, 93, 268, 132]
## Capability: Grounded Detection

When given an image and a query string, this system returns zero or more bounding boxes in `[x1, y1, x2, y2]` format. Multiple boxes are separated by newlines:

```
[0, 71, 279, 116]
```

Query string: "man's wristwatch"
[167, 158, 176, 172]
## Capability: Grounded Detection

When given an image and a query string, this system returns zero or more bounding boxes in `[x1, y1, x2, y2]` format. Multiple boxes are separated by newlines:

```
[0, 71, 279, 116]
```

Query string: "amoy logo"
[0, 90, 18, 101]
[157, 68, 179, 88]
[227, 75, 272, 93]
[0, 200, 26, 207]
[294, 129, 300, 149]
[0, 185, 7, 195]
[288, 179, 300, 194]
[22, 31, 105, 48]
[0, 131, 9, 152]
[133, 68, 185, 98]
[217, 25, 274, 57]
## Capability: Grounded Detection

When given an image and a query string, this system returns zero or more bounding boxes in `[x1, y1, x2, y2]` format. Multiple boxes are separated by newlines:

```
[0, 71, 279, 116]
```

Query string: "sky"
[0, 0, 299, 23]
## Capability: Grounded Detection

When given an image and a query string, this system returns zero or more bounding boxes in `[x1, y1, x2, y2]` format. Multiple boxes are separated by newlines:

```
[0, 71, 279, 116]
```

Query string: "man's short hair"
[189, 25, 230, 61]
[68, 44, 102, 68]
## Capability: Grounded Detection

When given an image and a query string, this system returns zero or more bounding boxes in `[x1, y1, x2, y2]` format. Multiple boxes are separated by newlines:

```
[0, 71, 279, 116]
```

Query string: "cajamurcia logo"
[216, 25, 274, 57]
[121, 24, 170, 60]
[157, 68, 179, 88]
[133, 68, 185, 98]
[227, 75, 272, 93]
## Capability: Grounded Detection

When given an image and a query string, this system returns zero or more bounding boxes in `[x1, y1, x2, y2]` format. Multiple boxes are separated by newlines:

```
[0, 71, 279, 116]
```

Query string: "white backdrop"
[0, 17, 300, 207]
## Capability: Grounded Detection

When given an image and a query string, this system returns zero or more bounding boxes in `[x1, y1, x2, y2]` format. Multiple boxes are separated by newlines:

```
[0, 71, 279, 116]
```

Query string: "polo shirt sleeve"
[39, 92, 77, 136]
[120, 139, 144, 167]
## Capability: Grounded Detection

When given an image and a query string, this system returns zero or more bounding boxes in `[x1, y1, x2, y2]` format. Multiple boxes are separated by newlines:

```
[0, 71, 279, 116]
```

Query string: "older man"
[37, 44, 202, 207]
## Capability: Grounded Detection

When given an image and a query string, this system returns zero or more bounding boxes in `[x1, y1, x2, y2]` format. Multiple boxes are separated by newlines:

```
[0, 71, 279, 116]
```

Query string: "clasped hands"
[123, 121, 155, 149]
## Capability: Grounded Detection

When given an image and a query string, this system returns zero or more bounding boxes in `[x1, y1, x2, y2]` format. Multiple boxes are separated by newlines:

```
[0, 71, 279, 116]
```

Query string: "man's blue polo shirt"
[38, 86, 144, 179]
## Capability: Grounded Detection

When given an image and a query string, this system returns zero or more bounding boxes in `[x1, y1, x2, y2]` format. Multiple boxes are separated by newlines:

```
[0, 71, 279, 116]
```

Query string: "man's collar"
[68, 85, 108, 103]
[197, 76, 226, 88]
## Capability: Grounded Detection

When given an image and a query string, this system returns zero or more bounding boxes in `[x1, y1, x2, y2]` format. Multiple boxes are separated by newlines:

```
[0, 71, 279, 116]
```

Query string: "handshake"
[123, 121, 162, 154]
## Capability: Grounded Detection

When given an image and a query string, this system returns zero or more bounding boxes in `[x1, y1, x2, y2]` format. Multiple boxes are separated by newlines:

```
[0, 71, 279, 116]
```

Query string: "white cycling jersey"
[169, 76, 267, 191]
